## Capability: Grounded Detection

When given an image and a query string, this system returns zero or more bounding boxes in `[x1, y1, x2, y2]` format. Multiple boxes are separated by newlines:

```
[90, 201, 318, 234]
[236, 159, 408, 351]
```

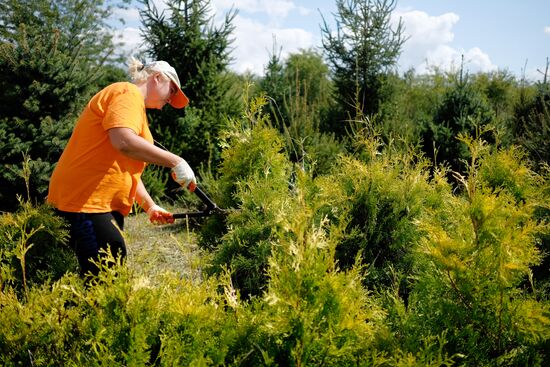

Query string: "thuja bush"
[2, 232, 456, 366]
[0, 256, 245, 366]
[199, 95, 292, 297]
[248, 188, 456, 366]
[0, 198, 77, 295]
[312, 129, 439, 295]
[403, 136, 550, 365]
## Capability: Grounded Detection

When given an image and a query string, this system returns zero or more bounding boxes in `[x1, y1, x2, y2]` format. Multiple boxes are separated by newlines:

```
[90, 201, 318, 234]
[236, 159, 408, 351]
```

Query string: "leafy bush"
[421, 71, 495, 176]
[404, 137, 550, 365]
[196, 95, 291, 297]
[0, 258, 243, 366]
[310, 128, 438, 297]
[512, 81, 550, 171]
[0, 198, 76, 295]
[0, 201, 458, 367]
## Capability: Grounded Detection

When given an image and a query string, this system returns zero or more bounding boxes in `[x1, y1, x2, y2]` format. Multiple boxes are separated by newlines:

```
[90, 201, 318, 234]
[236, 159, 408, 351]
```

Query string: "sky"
[113, 0, 550, 82]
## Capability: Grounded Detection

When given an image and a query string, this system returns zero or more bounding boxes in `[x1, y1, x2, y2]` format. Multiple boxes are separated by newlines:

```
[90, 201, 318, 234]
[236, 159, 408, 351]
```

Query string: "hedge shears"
[172, 186, 229, 219]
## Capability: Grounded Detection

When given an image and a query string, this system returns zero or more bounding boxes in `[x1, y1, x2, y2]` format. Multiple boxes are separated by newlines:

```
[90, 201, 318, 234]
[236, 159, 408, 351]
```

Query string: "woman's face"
[145, 73, 178, 109]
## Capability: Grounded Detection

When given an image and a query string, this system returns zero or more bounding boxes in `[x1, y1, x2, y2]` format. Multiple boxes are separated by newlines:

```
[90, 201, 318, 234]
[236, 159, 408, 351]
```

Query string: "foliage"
[471, 70, 518, 140]
[377, 69, 447, 147]
[320, 0, 405, 135]
[512, 80, 550, 170]
[421, 69, 495, 175]
[313, 127, 438, 297]
[0, 0, 128, 211]
[139, 0, 241, 182]
[3, 3, 550, 363]
[255, 205, 391, 366]
[0, 197, 76, 296]
[259, 48, 344, 175]
[0, 258, 242, 366]
[2, 127, 549, 367]
[199, 94, 292, 297]
[0, 194, 457, 367]
[404, 137, 550, 365]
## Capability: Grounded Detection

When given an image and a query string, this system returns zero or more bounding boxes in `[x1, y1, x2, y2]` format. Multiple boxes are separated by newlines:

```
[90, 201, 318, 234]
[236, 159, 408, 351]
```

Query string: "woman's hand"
[147, 204, 174, 225]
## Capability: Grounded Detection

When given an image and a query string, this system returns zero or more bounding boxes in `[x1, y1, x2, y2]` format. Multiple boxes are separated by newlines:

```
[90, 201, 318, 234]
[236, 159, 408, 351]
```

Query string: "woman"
[47, 58, 195, 278]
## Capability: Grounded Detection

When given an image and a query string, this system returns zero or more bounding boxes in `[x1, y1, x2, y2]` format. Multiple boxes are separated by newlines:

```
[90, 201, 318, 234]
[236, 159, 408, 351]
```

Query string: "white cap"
[145, 61, 189, 108]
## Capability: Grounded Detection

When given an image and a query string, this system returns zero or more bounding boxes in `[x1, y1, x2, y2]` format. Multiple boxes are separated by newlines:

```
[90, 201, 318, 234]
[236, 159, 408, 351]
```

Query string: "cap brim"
[170, 89, 189, 109]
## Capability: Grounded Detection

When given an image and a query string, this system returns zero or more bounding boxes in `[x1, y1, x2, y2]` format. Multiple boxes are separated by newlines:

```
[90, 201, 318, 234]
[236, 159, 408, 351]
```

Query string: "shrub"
[0, 198, 76, 295]
[406, 136, 550, 365]
[512, 81, 550, 171]
[313, 130, 437, 296]
[198, 95, 292, 298]
[421, 70, 495, 176]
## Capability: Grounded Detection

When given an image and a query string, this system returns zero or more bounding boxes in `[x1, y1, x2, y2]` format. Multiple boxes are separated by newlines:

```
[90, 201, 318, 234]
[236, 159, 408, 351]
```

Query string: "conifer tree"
[138, 0, 239, 173]
[0, 0, 128, 211]
[421, 68, 494, 176]
[513, 80, 550, 170]
[320, 0, 405, 135]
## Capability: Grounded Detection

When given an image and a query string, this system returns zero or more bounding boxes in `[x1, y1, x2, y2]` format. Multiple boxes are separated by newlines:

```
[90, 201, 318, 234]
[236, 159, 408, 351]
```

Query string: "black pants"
[57, 210, 126, 278]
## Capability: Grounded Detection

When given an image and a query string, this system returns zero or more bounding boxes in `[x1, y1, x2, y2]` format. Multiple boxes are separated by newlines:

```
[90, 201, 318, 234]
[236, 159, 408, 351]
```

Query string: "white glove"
[147, 204, 174, 225]
[171, 159, 196, 191]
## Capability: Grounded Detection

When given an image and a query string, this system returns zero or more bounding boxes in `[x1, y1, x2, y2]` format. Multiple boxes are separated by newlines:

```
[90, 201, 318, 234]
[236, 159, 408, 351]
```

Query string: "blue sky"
[114, 0, 550, 81]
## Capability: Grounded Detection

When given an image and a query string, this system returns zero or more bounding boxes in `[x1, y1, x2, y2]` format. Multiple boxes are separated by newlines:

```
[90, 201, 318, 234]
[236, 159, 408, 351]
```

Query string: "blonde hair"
[128, 56, 169, 83]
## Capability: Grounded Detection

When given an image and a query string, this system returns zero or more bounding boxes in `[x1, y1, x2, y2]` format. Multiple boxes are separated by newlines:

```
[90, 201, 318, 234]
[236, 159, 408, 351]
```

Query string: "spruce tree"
[0, 0, 128, 211]
[421, 69, 495, 176]
[320, 0, 405, 135]
[139, 0, 239, 175]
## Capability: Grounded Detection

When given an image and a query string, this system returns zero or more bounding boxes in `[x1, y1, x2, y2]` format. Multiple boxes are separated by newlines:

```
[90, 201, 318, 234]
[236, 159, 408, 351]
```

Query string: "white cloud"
[113, 27, 143, 57]
[213, 0, 310, 18]
[112, 0, 316, 75]
[462, 47, 497, 73]
[394, 9, 496, 75]
[544, 26, 550, 34]
[230, 15, 314, 75]
[111, 7, 141, 24]
[419, 45, 496, 74]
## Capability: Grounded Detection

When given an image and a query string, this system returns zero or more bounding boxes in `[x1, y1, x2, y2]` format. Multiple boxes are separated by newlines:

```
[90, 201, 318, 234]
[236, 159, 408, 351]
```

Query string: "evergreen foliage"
[316, 142, 435, 294]
[0, 197, 76, 296]
[377, 70, 446, 146]
[259, 48, 343, 175]
[199, 94, 292, 297]
[512, 80, 550, 170]
[139, 0, 240, 178]
[405, 137, 550, 365]
[421, 69, 495, 175]
[2, 2, 550, 364]
[0, 0, 128, 211]
[320, 0, 405, 135]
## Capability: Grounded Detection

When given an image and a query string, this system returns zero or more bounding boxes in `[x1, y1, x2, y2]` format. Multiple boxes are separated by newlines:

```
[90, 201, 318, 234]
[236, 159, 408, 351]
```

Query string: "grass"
[124, 211, 208, 284]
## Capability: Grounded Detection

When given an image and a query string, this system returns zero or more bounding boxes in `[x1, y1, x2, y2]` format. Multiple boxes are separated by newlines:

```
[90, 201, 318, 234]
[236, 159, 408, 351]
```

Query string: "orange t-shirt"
[48, 82, 153, 216]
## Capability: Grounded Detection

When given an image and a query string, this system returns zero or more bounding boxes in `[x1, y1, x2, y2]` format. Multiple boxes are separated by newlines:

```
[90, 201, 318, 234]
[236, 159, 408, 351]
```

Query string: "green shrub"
[406, 137, 550, 365]
[0, 198, 76, 295]
[512, 81, 550, 171]
[312, 132, 437, 296]
[198, 95, 292, 297]
[0, 274, 88, 366]
[421, 71, 495, 176]
[0, 257, 243, 366]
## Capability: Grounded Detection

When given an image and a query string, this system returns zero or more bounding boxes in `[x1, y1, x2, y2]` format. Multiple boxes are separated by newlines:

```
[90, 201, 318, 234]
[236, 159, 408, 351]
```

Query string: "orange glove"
[147, 204, 174, 225]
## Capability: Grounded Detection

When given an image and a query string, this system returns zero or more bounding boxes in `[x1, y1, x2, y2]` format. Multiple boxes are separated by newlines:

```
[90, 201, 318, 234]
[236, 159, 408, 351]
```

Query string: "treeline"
[1, 0, 550, 365]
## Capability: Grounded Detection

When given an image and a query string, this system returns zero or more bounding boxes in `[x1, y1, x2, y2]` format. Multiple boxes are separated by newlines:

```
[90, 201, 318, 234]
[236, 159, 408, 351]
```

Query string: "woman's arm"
[108, 127, 182, 168]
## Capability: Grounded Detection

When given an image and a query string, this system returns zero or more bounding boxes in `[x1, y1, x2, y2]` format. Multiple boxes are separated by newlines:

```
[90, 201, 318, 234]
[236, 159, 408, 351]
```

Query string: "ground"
[124, 211, 208, 283]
